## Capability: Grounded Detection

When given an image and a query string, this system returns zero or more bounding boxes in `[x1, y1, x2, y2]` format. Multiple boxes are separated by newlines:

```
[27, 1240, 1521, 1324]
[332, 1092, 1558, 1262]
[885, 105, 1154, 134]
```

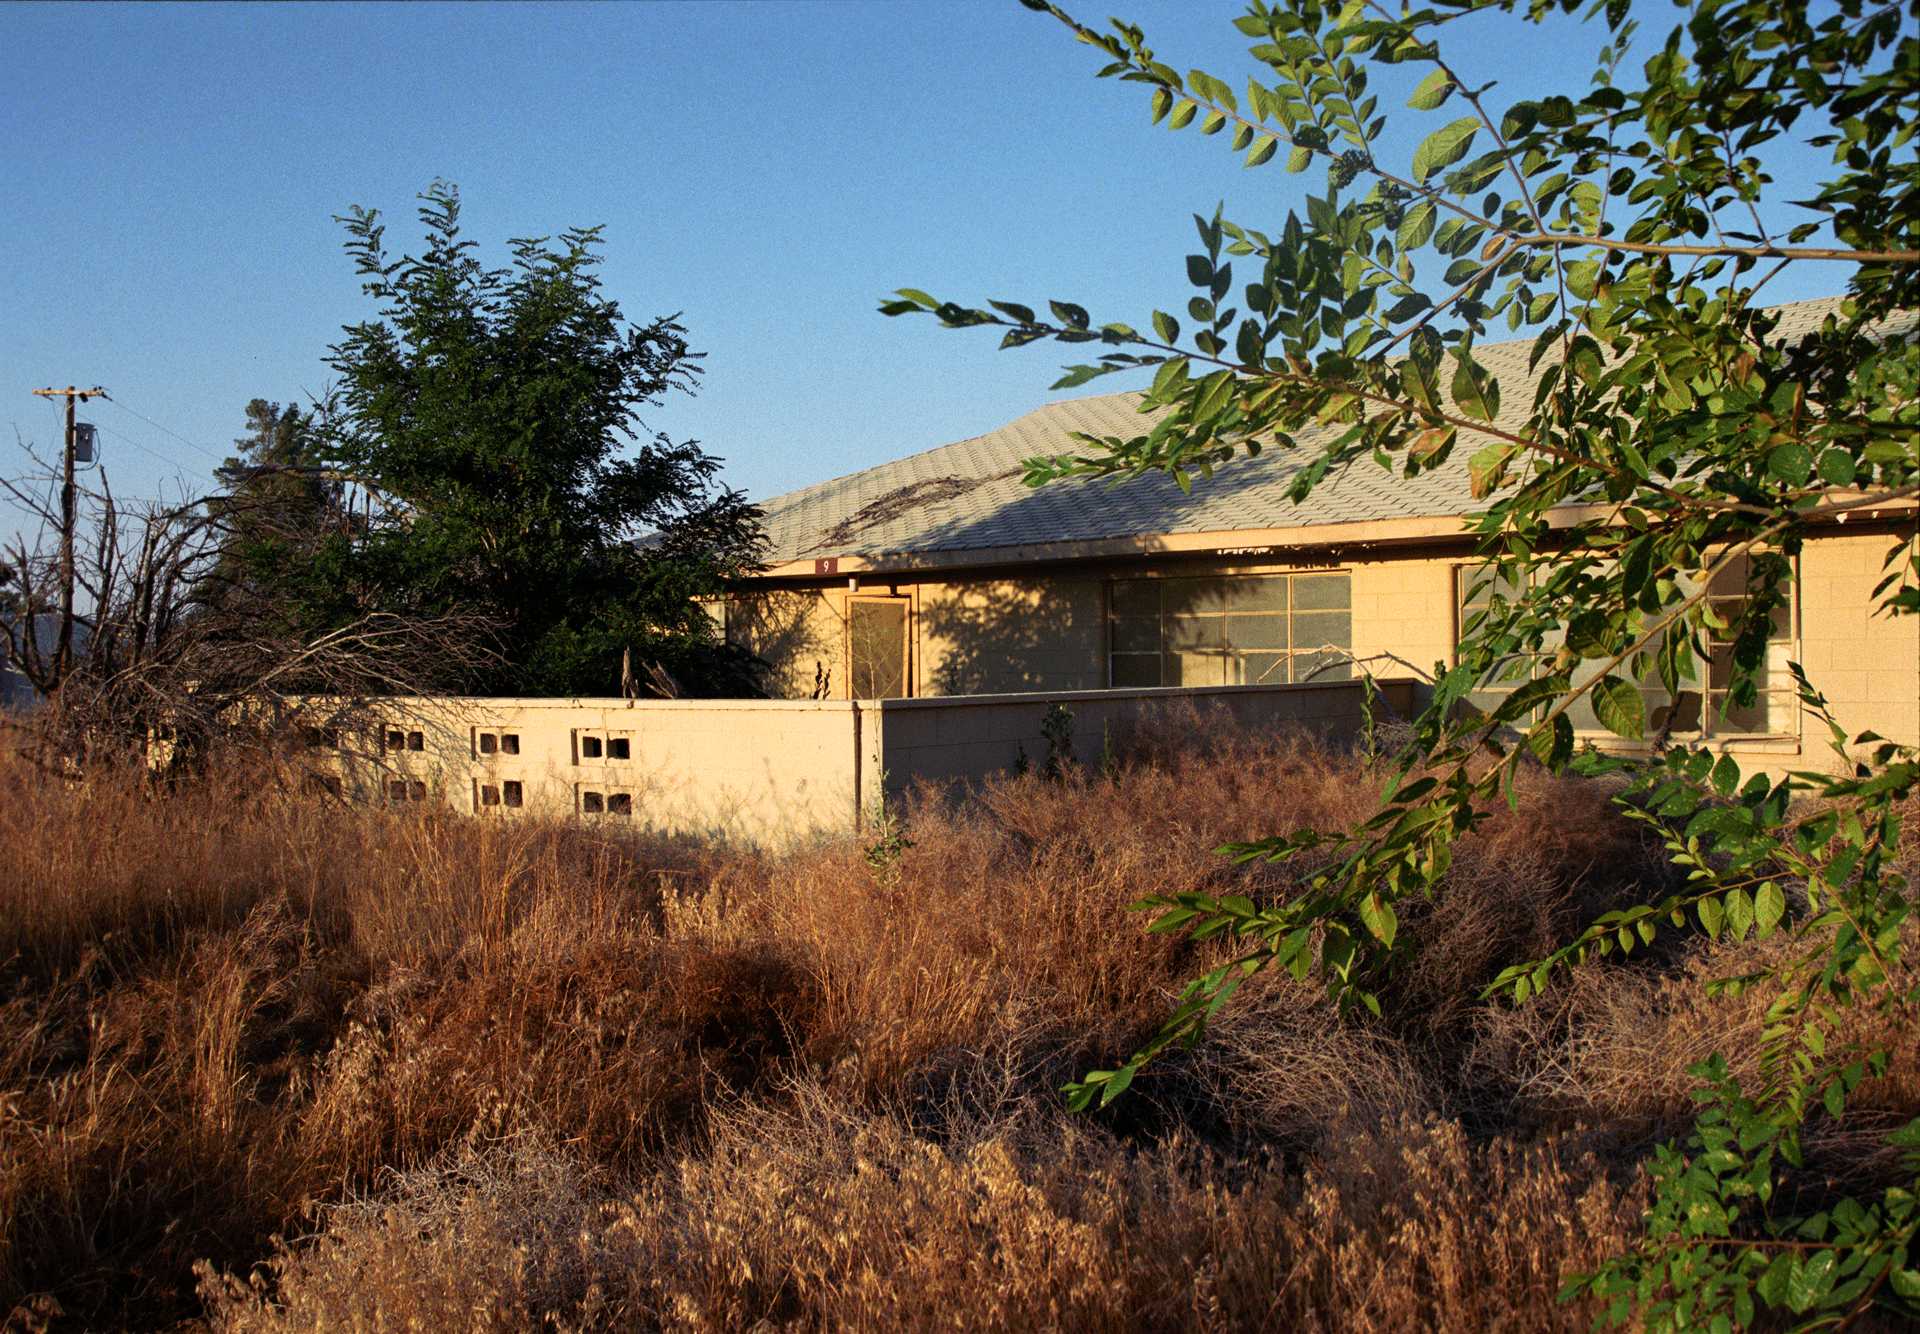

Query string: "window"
[582, 791, 604, 813]
[500, 734, 519, 755]
[410, 780, 427, 801]
[582, 735, 603, 759]
[1108, 573, 1352, 688]
[385, 729, 405, 753]
[502, 781, 522, 808]
[407, 731, 424, 752]
[848, 598, 909, 698]
[478, 732, 497, 755]
[388, 779, 409, 802]
[608, 793, 633, 816]
[480, 784, 500, 807]
[609, 737, 630, 760]
[1455, 554, 1795, 738]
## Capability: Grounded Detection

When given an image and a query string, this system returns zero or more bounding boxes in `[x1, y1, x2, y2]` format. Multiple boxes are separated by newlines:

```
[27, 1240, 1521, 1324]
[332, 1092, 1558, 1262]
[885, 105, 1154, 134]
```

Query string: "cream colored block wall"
[1797, 531, 1919, 768]
[339, 697, 868, 843]
[320, 681, 1416, 843]
[1349, 552, 1458, 688]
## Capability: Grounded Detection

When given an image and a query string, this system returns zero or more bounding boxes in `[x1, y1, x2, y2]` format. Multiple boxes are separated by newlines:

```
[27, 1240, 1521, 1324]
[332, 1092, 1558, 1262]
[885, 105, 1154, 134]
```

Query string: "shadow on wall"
[919, 581, 1101, 696]
[728, 592, 837, 699]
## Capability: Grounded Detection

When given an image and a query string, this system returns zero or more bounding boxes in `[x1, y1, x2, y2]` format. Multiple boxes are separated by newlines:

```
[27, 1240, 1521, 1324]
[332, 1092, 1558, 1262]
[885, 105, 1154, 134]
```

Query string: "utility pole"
[30, 385, 105, 692]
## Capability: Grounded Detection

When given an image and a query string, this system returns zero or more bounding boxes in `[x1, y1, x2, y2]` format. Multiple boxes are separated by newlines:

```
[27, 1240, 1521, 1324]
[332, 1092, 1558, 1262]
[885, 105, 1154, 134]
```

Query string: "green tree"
[197, 398, 342, 626]
[889, 0, 1919, 1326]
[312, 182, 765, 697]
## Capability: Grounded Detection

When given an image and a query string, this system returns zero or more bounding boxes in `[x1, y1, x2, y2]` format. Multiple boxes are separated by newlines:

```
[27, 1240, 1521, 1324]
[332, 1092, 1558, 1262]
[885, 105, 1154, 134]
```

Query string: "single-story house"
[723, 297, 1920, 775]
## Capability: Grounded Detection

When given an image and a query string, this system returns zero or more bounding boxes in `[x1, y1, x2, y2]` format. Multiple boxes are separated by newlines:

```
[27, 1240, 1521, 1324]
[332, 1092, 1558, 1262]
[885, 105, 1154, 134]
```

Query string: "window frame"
[845, 595, 912, 699]
[1452, 555, 1800, 744]
[1105, 570, 1355, 689]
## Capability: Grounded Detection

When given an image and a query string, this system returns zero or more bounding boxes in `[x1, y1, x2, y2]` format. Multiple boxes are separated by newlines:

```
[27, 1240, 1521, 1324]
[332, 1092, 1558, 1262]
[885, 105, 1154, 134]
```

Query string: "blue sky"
[1, 0, 1850, 517]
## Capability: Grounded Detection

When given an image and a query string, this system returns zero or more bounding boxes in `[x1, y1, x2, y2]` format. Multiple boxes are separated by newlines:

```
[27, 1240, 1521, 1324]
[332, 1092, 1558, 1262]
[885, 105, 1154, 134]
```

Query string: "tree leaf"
[1405, 68, 1455, 111]
[1590, 674, 1647, 740]
[1451, 355, 1502, 422]
[1397, 201, 1436, 251]
[1469, 442, 1516, 497]
[1768, 442, 1813, 486]
[1412, 116, 1480, 183]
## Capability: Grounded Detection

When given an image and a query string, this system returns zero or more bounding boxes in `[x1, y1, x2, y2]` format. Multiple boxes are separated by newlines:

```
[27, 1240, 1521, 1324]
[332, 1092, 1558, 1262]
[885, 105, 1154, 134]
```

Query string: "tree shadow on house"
[918, 580, 1106, 697]
[727, 591, 838, 699]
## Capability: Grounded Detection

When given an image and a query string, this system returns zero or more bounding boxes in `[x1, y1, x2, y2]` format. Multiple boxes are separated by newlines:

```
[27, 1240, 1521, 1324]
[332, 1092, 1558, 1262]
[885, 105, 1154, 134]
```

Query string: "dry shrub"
[4, 718, 1917, 1332]
[203, 1095, 1644, 1334]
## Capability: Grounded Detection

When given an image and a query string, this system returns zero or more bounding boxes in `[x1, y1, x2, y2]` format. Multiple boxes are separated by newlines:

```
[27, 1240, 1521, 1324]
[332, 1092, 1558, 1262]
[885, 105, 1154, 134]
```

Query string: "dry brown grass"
[1, 711, 1915, 1332]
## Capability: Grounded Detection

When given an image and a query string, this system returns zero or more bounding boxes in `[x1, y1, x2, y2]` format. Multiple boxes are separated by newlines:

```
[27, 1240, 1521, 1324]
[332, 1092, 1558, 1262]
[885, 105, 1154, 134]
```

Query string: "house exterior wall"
[727, 525, 1920, 784]
[917, 578, 1104, 696]
[1797, 528, 1920, 762]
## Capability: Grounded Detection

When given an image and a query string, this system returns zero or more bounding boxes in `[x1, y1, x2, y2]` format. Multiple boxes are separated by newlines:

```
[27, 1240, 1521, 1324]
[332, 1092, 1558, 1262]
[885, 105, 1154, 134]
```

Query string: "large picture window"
[1455, 553, 1796, 738]
[1109, 573, 1352, 688]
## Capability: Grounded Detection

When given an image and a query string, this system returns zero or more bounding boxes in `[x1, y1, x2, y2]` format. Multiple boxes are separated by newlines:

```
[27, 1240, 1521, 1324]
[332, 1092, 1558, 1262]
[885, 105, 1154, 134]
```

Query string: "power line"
[88, 420, 205, 476]
[93, 393, 230, 467]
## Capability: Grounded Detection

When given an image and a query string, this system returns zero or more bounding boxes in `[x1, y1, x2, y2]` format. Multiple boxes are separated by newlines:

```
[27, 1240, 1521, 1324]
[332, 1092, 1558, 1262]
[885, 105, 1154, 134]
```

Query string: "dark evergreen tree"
[294, 182, 766, 696]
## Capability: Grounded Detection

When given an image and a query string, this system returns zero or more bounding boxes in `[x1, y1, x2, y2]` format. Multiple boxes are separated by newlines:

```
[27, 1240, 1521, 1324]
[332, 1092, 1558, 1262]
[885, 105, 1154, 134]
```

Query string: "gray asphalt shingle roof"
[755, 298, 1876, 566]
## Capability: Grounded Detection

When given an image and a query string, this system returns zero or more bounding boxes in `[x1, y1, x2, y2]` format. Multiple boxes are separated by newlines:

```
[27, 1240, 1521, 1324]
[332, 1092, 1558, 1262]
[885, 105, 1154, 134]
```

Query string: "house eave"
[747, 493, 1919, 584]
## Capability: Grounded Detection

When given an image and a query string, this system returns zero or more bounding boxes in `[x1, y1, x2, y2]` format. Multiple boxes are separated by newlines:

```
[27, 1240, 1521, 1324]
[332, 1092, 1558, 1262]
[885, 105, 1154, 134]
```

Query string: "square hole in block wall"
[503, 781, 522, 808]
[582, 735, 603, 759]
[481, 784, 500, 807]
[479, 733, 497, 755]
[501, 734, 519, 755]
[608, 793, 632, 816]
[407, 731, 424, 752]
[582, 791, 604, 813]
[609, 738, 631, 760]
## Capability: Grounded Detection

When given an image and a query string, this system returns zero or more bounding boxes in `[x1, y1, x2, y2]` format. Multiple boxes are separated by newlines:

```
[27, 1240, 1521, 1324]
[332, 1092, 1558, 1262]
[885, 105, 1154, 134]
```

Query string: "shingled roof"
[752, 297, 1868, 576]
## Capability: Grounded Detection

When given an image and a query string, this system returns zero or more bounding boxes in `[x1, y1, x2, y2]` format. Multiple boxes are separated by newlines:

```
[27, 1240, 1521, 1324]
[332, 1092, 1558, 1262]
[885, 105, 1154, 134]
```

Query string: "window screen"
[848, 599, 909, 698]
[1109, 573, 1352, 688]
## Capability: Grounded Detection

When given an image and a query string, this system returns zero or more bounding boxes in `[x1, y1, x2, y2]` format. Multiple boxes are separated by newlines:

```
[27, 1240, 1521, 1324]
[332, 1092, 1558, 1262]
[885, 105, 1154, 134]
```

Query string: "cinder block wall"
[326, 679, 1414, 843]
[871, 678, 1410, 795]
[1798, 529, 1920, 766]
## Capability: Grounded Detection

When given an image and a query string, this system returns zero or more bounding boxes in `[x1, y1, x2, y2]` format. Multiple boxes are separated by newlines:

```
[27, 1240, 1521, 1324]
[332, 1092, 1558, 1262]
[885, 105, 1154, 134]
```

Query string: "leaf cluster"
[302, 182, 768, 697]
[903, 0, 1920, 1324]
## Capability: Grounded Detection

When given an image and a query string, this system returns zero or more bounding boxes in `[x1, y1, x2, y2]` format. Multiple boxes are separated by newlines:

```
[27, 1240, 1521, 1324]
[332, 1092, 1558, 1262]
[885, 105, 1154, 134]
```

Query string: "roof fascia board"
[750, 493, 1918, 581]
